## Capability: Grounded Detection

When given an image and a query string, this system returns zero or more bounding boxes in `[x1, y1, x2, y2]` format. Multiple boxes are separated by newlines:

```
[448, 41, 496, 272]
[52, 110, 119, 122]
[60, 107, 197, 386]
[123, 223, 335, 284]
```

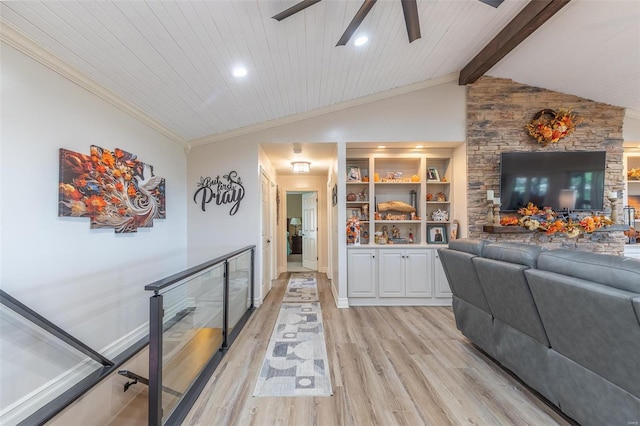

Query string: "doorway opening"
[286, 191, 318, 272]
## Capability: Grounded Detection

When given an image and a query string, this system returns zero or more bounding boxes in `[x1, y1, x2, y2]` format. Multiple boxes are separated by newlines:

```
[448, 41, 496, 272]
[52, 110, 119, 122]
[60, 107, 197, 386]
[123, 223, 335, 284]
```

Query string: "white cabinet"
[347, 249, 377, 298]
[378, 249, 432, 297]
[433, 251, 452, 298]
[347, 247, 450, 306]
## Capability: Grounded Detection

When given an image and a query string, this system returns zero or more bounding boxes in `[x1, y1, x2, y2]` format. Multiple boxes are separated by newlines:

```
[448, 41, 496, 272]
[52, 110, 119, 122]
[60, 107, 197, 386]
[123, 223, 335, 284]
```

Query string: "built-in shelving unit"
[344, 147, 455, 306]
[345, 150, 454, 246]
[624, 154, 640, 249]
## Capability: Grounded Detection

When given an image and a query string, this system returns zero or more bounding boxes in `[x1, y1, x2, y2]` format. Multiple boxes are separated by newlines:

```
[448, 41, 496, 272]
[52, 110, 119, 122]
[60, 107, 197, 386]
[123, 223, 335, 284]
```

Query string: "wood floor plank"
[182, 273, 571, 426]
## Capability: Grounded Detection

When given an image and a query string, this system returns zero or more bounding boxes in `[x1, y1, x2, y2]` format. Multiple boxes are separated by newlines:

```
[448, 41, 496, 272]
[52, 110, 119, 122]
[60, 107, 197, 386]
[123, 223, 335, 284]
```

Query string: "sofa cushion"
[526, 269, 640, 398]
[438, 248, 491, 314]
[537, 250, 640, 293]
[451, 296, 496, 358]
[447, 238, 487, 256]
[481, 242, 544, 269]
[548, 350, 640, 426]
[473, 257, 549, 346]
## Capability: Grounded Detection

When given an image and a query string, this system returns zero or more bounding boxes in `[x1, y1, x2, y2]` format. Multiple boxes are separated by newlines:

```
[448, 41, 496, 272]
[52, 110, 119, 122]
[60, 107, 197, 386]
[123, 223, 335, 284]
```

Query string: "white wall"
[187, 138, 260, 266]
[624, 113, 640, 142]
[0, 43, 188, 416]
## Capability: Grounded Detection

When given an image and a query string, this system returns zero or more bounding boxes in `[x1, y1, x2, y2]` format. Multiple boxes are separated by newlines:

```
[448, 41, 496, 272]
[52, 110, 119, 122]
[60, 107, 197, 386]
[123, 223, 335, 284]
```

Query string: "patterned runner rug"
[253, 275, 332, 397]
[282, 272, 319, 302]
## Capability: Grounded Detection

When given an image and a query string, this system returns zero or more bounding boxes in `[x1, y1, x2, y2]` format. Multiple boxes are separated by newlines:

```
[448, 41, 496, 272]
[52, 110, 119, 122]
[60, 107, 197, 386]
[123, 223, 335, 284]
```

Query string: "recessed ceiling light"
[354, 36, 368, 46]
[377, 145, 387, 149]
[232, 66, 247, 78]
[415, 145, 424, 149]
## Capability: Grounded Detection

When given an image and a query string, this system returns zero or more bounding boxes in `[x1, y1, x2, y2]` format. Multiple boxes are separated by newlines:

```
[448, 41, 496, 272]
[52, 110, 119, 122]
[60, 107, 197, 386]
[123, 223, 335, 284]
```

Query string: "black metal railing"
[0, 245, 255, 426]
[145, 245, 255, 426]
[0, 289, 147, 425]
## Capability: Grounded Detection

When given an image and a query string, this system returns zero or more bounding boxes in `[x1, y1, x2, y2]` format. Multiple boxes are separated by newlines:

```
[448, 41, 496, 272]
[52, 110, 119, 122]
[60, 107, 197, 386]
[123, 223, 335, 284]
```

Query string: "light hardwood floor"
[182, 273, 571, 426]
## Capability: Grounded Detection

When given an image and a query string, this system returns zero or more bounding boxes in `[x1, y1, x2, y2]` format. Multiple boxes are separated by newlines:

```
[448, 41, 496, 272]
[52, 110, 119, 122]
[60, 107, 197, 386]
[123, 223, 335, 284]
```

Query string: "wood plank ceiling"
[1, 0, 639, 145]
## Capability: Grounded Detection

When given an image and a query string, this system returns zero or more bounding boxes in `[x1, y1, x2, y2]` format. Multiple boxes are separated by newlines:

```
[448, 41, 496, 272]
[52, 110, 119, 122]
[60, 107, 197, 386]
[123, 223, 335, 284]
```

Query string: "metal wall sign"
[194, 171, 245, 215]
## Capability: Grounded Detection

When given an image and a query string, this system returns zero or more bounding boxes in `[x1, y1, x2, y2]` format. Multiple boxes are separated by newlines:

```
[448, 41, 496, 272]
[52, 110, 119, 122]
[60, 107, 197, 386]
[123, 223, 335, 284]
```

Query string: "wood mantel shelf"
[483, 224, 628, 234]
[483, 225, 533, 234]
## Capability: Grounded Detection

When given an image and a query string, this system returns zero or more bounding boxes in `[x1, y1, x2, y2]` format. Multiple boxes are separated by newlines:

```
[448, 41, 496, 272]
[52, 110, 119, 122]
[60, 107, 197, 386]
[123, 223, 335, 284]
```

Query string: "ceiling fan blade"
[478, 0, 505, 8]
[401, 0, 421, 43]
[336, 0, 377, 46]
[272, 0, 322, 21]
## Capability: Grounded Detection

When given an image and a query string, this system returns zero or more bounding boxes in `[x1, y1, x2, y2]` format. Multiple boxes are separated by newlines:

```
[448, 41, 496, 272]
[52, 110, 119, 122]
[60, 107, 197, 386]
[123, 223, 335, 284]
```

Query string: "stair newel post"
[149, 292, 163, 426]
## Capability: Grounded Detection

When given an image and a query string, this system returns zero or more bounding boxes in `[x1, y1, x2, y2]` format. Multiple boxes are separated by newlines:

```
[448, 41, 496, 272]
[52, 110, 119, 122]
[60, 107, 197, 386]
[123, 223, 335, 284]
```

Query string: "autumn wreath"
[526, 108, 582, 146]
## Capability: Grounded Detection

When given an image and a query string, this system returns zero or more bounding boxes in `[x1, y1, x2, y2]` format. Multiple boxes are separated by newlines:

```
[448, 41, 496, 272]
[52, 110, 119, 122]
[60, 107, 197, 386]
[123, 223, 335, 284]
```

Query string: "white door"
[301, 192, 318, 270]
[261, 173, 272, 296]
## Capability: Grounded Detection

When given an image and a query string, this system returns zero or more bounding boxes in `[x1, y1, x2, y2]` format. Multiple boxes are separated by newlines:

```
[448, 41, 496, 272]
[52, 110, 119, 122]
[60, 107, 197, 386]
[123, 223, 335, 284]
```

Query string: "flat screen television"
[500, 151, 606, 212]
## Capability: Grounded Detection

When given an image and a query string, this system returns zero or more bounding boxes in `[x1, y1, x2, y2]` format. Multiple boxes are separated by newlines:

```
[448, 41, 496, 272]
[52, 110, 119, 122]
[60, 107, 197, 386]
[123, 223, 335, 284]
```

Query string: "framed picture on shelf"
[428, 225, 447, 244]
[347, 208, 361, 220]
[427, 167, 440, 182]
[347, 166, 361, 182]
[450, 221, 459, 240]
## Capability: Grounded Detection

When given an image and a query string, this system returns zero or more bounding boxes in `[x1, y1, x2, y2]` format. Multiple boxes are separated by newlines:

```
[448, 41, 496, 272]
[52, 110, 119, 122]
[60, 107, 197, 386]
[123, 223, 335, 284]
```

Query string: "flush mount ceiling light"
[292, 161, 311, 174]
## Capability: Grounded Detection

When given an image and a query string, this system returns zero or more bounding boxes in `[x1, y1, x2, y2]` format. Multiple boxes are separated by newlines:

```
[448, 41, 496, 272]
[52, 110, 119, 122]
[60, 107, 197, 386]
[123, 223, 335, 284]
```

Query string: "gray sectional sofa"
[438, 239, 640, 426]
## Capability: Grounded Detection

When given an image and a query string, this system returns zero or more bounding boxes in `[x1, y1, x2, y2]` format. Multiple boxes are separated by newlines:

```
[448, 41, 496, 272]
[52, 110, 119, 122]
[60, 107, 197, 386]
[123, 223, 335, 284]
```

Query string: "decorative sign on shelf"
[58, 146, 166, 233]
[193, 171, 245, 215]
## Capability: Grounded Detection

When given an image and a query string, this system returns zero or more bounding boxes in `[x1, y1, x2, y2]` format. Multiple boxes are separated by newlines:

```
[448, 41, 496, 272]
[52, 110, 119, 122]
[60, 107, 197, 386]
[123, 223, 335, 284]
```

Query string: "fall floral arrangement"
[526, 109, 582, 146]
[500, 202, 613, 238]
[628, 167, 640, 181]
[346, 216, 361, 244]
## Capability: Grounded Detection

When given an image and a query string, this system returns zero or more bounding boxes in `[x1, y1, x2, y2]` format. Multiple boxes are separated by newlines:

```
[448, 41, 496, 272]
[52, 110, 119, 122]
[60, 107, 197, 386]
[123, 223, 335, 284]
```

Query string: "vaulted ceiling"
[1, 0, 639, 148]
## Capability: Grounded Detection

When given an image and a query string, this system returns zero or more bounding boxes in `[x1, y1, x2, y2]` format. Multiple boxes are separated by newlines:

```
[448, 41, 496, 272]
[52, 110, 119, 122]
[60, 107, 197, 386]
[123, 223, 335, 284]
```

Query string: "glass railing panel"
[227, 251, 252, 334]
[159, 263, 225, 422]
[0, 304, 103, 425]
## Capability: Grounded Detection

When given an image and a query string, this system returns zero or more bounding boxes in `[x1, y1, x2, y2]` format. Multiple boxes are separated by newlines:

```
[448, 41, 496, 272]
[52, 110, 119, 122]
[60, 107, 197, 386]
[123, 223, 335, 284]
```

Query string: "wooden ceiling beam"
[459, 0, 571, 85]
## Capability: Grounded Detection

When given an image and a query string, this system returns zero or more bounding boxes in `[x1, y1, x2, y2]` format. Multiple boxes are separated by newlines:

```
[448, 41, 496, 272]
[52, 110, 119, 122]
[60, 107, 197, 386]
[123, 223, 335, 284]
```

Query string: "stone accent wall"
[467, 76, 626, 254]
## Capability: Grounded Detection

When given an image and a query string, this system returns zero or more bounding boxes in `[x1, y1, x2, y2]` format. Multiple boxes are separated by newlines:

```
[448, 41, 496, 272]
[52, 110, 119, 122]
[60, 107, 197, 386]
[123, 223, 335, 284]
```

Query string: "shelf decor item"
[526, 108, 582, 146]
[431, 209, 449, 222]
[427, 167, 440, 182]
[428, 225, 447, 244]
[347, 166, 361, 182]
[346, 216, 361, 245]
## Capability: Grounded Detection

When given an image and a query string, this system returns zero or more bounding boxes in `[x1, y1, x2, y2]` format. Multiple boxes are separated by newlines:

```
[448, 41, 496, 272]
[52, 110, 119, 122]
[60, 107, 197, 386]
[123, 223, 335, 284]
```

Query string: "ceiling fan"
[272, 0, 505, 47]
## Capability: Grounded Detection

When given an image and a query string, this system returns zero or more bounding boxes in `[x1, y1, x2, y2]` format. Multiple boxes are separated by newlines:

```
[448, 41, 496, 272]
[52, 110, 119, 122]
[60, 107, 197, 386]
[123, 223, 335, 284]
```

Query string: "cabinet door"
[433, 251, 452, 298]
[405, 250, 432, 297]
[378, 250, 405, 297]
[348, 250, 377, 297]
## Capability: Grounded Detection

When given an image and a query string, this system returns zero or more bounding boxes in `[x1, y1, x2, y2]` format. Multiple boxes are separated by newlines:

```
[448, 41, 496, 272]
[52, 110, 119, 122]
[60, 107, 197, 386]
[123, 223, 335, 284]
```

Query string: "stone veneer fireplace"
[466, 77, 626, 255]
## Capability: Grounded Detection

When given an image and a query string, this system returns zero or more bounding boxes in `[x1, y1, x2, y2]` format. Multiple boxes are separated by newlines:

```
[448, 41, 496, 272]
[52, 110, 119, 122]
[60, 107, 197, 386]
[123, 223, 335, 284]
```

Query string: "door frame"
[280, 182, 326, 275]
[260, 167, 275, 302]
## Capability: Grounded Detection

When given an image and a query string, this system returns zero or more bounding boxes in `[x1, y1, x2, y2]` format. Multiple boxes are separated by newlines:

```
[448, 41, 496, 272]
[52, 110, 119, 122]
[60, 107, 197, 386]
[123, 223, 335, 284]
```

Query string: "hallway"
[182, 273, 569, 425]
[286, 254, 316, 273]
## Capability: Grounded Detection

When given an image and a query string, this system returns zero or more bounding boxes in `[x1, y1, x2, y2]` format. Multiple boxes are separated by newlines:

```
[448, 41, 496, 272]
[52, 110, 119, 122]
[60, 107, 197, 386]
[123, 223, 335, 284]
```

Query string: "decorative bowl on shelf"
[431, 209, 449, 221]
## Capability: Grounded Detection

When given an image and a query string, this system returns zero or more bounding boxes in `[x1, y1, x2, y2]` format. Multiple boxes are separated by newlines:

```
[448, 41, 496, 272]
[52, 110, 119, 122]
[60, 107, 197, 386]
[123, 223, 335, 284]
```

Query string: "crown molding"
[190, 73, 459, 147]
[0, 21, 188, 147]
